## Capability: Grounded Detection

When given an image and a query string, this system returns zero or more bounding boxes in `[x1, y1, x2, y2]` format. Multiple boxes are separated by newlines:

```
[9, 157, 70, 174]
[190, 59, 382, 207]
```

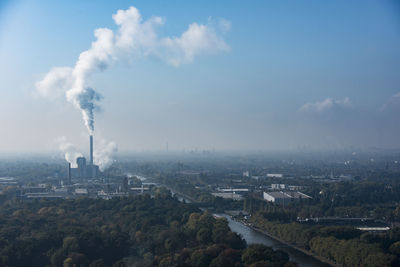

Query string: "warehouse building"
[263, 191, 311, 204]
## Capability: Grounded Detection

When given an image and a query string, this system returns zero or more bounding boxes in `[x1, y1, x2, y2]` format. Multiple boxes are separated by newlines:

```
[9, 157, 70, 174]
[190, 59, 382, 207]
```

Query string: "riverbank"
[223, 214, 332, 267]
[149, 179, 336, 266]
[158, 181, 335, 266]
[245, 220, 339, 267]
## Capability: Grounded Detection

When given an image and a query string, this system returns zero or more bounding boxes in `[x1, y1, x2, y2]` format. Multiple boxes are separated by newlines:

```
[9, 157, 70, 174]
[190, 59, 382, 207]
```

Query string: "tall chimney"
[90, 135, 93, 166]
[68, 162, 71, 185]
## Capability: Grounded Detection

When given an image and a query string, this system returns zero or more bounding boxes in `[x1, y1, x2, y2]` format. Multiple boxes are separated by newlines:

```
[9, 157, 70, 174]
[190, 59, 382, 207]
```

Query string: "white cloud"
[380, 91, 400, 111]
[299, 97, 352, 112]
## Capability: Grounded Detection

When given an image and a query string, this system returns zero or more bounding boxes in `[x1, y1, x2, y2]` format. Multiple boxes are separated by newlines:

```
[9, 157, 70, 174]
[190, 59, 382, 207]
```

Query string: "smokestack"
[68, 162, 71, 185]
[90, 135, 93, 166]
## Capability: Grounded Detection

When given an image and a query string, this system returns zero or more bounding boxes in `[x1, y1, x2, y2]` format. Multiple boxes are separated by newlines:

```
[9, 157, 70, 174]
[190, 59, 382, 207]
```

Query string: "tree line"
[0, 188, 295, 267]
[250, 213, 400, 267]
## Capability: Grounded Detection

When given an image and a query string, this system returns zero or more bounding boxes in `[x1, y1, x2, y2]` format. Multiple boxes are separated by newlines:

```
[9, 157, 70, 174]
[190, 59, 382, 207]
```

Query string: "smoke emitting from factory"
[36, 5, 229, 170]
[57, 135, 116, 172]
[57, 136, 83, 168]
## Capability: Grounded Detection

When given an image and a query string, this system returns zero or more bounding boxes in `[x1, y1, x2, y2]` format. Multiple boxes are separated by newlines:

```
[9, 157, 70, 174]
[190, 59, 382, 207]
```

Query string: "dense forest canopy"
[0, 189, 292, 267]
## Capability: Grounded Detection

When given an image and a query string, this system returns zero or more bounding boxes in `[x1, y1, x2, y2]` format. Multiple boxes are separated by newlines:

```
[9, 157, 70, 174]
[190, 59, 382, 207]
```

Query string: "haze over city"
[2, 2, 400, 267]
[0, 0, 399, 155]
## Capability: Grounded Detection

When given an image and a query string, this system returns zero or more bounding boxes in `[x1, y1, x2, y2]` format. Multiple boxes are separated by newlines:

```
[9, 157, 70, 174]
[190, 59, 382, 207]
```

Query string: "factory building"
[267, 173, 283, 178]
[263, 191, 311, 205]
[211, 192, 243, 200]
[271, 184, 286, 190]
[67, 135, 100, 182]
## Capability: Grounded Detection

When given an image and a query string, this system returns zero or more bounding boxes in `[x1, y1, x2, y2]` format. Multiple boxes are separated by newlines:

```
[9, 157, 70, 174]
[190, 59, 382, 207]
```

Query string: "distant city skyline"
[0, 0, 399, 154]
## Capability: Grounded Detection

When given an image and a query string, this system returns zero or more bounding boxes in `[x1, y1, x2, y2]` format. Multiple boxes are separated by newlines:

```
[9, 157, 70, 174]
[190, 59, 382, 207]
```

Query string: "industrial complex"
[67, 135, 100, 182]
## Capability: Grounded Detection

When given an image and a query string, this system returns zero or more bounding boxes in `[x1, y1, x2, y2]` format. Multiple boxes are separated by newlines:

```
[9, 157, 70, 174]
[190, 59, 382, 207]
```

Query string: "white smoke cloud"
[35, 67, 73, 99]
[35, 6, 229, 133]
[36, 6, 229, 170]
[218, 18, 232, 33]
[162, 22, 230, 66]
[55, 136, 82, 167]
[299, 97, 352, 112]
[94, 137, 118, 171]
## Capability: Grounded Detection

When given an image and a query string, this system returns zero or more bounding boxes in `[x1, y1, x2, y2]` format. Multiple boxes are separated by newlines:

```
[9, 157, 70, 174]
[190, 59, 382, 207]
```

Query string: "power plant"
[67, 135, 100, 182]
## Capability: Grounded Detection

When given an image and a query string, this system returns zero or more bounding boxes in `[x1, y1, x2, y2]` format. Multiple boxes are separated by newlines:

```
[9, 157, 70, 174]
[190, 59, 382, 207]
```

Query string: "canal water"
[221, 215, 331, 267]
[136, 175, 331, 267]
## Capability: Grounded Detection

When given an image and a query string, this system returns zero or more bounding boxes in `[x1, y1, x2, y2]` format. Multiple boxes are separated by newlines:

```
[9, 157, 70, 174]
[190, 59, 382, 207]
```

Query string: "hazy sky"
[0, 0, 399, 155]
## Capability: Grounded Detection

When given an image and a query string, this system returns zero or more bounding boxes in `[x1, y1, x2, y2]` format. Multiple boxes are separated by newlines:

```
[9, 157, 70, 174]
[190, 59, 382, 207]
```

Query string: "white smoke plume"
[94, 137, 118, 171]
[36, 6, 229, 169]
[35, 6, 229, 133]
[35, 67, 73, 99]
[55, 136, 83, 167]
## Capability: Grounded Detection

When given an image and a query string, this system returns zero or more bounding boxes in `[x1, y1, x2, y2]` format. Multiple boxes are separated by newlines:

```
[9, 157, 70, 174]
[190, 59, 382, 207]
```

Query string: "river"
[221, 214, 331, 267]
[135, 175, 331, 266]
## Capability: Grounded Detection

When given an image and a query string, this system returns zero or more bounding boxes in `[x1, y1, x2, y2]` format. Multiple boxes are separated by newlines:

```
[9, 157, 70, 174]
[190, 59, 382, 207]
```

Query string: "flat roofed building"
[212, 192, 243, 200]
[263, 191, 311, 204]
[219, 188, 249, 192]
[75, 188, 88, 195]
[271, 184, 286, 190]
[267, 173, 283, 178]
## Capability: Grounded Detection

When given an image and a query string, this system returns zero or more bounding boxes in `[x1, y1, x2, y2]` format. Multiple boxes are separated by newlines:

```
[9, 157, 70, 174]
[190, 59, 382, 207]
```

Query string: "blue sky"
[0, 0, 399, 154]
